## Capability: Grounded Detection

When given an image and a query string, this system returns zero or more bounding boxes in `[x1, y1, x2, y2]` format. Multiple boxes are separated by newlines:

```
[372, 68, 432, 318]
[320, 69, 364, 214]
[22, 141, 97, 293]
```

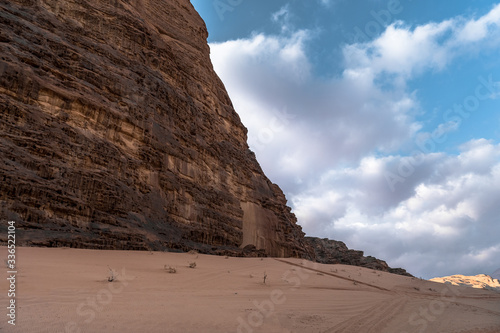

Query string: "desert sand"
[1, 246, 499, 333]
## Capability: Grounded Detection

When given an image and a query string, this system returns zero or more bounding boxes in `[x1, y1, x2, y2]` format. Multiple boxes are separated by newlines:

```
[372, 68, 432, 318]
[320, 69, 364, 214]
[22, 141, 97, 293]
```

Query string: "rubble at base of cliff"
[305, 237, 413, 277]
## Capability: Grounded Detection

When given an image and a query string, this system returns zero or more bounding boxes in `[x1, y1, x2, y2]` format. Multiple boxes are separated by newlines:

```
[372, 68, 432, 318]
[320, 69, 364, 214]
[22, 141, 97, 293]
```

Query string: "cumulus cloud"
[209, 5, 500, 278]
[294, 140, 500, 277]
[210, 32, 416, 190]
[344, 20, 454, 80]
[456, 4, 500, 42]
[345, 3, 500, 81]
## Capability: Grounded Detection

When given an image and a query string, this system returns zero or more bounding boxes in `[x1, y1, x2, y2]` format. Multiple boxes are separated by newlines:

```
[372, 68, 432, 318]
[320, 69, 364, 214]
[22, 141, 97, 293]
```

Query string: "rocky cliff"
[0, 0, 312, 257]
[0, 0, 412, 276]
[305, 237, 412, 276]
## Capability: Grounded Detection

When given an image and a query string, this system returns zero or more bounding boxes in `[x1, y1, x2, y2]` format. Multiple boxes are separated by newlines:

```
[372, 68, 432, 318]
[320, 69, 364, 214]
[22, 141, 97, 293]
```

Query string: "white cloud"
[293, 140, 500, 278]
[272, 4, 294, 33]
[456, 4, 500, 42]
[344, 20, 454, 80]
[345, 3, 500, 82]
[209, 4, 500, 278]
[210, 32, 416, 188]
[272, 5, 290, 23]
[318, 0, 342, 7]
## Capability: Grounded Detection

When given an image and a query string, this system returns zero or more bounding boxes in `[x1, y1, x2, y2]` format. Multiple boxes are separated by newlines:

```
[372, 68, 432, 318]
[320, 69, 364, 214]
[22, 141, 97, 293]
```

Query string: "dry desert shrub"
[107, 266, 117, 282]
[188, 250, 199, 259]
[164, 265, 177, 273]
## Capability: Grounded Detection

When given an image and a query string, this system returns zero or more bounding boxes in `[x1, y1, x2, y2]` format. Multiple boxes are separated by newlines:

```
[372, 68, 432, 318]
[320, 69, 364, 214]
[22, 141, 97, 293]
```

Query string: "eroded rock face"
[0, 0, 312, 257]
[305, 237, 412, 276]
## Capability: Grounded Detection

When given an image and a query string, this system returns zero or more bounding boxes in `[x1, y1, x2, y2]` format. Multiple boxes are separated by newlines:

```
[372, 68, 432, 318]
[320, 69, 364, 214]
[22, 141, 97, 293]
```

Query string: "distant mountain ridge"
[430, 274, 500, 291]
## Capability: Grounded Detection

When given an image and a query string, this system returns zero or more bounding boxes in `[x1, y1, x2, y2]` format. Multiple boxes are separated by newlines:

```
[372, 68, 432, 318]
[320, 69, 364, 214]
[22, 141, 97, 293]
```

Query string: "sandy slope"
[1, 247, 499, 333]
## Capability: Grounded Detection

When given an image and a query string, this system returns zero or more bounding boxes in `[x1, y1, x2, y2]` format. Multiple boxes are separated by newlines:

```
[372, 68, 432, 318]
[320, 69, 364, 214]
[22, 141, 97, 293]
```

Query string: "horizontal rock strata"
[0, 0, 311, 257]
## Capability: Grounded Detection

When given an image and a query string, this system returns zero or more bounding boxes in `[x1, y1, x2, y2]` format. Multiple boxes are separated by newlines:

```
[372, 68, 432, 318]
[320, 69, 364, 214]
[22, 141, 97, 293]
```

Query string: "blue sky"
[191, 0, 500, 279]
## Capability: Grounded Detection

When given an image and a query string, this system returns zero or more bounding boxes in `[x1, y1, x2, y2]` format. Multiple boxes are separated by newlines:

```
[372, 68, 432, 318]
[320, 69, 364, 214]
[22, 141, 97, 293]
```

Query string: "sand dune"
[1, 247, 499, 332]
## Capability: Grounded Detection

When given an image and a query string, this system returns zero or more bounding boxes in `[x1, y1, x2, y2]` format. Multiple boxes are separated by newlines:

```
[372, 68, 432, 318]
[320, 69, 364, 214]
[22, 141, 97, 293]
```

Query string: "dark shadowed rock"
[305, 237, 412, 276]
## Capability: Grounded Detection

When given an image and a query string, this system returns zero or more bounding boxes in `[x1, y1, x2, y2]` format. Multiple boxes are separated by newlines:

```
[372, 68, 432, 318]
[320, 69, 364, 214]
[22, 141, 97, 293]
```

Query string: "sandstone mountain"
[0, 0, 409, 275]
[430, 274, 500, 292]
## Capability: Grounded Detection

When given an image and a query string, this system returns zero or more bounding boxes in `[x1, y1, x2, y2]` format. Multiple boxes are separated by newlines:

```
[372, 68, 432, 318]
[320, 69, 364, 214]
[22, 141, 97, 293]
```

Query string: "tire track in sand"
[322, 297, 408, 333]
[273, 259, 408, 333]
[273, 258, 392, 292]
